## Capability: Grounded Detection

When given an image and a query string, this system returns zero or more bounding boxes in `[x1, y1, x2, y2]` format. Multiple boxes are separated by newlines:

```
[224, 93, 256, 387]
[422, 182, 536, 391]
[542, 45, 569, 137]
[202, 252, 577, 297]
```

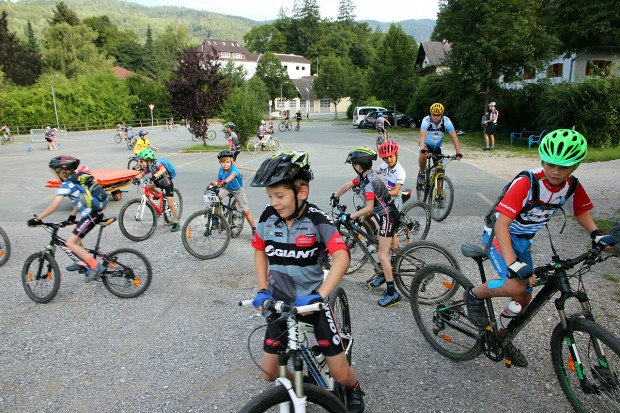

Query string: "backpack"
[155, 158, 177, 179]
[77, 173, 108, 211]
[483, 170, 579, 229]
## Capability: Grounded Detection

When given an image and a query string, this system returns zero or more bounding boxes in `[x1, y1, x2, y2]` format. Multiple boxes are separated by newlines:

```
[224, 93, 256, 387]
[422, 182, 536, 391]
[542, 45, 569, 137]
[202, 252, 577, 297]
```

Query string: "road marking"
[477, 192, 494, 206]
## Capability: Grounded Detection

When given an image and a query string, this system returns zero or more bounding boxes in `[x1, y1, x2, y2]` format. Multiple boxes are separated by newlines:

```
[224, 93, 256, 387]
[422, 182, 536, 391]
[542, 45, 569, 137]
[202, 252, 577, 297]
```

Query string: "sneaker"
[502, 341, 528, 368]
[463, 288, 489, 328]
[491, 145, 495, 150]
[84, 263, 106, 283]
[66, 262, 85, 272]
[369, 274, 386, 288]
[345, 386, 365, 413]
[170, 222, 180, 232]
[483, 147, 490, 151]
[378, 291, 401, 307]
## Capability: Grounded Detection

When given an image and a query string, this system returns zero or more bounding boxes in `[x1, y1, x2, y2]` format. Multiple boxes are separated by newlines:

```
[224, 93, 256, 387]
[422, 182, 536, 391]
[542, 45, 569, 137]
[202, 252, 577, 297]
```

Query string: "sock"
[386, 281, 396, 295]
[345, 380, 360, 390]
[86, 257, 98, 270]
[173, 220, 178, 224]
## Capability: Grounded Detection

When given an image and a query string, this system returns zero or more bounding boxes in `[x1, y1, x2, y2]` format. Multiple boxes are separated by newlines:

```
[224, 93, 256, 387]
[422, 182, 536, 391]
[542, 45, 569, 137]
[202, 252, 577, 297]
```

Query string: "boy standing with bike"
[27, 156, 107, 282]
[332, 146, 401, 307]
[209, 150, 256, 235]
[464, 129, 612, 367]
[250, 151, 365, 413]
[224, 122, 241, 162]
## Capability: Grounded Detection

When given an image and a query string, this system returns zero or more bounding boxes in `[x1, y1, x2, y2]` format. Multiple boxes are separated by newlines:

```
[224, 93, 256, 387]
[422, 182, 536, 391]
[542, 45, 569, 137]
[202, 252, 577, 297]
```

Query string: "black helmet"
[345, 146, 377, 164]
[49, 155, 80, 171]
[217, 149, 235, 159]
[251, 151, 313, 187]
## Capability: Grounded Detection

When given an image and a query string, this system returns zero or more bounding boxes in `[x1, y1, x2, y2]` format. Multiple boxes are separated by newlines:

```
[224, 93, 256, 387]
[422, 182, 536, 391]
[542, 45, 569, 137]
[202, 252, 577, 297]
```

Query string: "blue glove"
[591, 230, 616, 249]
[339, 213, 350, 223]
[252, 289, 274, 309]
[295, 293, 323, 307]
[507, 261, 532, 280]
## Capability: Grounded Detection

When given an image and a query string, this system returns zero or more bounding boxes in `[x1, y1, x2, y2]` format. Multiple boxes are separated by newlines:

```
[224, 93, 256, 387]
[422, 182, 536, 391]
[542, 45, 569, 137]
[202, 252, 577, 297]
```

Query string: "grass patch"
[181, 144, 227, 152]
[604, 273, 620, 283]
[594, 219, 619, 233]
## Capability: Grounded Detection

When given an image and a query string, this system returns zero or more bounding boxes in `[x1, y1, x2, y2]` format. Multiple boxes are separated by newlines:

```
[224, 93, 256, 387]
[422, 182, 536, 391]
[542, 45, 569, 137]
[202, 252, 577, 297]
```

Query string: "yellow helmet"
[430, 102, 445, 115]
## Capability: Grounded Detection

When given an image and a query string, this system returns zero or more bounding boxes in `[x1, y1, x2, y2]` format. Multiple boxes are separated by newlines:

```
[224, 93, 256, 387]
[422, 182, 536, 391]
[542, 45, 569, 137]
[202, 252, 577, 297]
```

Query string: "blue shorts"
[483, 232, 534, 292]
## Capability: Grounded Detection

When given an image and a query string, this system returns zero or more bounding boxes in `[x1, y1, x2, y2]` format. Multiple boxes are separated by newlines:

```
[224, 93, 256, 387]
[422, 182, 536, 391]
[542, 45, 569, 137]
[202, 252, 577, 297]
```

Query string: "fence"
[11, 118, 178, 136]
[29, 129, 68, 143]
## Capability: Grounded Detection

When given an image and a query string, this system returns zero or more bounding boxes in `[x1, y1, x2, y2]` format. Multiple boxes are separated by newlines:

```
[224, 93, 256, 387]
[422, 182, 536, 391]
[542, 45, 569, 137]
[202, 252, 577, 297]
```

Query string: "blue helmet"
[377, 112, 383, 117]
[138, 130, 148, 137]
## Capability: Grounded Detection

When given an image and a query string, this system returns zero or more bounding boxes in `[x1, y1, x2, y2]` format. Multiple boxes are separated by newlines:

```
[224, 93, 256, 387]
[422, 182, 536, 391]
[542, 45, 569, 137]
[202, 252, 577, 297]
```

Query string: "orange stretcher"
[45, 169, 140, 201]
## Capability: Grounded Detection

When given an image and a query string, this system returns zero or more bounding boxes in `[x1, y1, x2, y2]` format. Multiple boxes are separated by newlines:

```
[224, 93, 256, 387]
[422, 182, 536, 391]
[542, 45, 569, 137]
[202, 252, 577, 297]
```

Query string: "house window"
[302, 67, 305, 71]
[320, 99, 330, 108]
[232, 52, 243, 59]
[523, 69, 535, 80]
[220, 52, 231, 58]
[284, 65, 288, 69]
[296, 66, 299, 70]
[586, 60, 612, 76]
[547, 63, 563, 78]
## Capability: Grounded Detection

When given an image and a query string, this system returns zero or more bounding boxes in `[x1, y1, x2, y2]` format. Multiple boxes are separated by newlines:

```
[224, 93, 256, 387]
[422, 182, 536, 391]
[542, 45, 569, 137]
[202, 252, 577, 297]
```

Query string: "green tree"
[24, 20, 39, 54]
[337, 0, 356, 25]
[243, 24, 275, 54]
[294, 0, 321, 55]
[0, 11, 41, 86]
[369, 24, 417, 121]
[255, 52, 295, 102]
[312, 53, 350, 118]
[220, 82, 264, 145]
[48, 1, 80, 26]
[153, 24, 191, 77]
[434, 0, 558, 106]
[126, 76, 170, 119]
[220, 61, 247, 89]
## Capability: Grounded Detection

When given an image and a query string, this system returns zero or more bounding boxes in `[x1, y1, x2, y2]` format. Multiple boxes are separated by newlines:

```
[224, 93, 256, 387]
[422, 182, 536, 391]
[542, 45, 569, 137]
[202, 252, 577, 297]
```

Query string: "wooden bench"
[510, 128, 545, 148]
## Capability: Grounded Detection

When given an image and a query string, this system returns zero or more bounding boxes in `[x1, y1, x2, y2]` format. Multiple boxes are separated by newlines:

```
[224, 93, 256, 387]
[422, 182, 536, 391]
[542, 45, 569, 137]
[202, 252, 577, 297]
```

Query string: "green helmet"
[138, 148, 156, 161]
[538, 129, 587, 167]
[345, 146, 377, 165]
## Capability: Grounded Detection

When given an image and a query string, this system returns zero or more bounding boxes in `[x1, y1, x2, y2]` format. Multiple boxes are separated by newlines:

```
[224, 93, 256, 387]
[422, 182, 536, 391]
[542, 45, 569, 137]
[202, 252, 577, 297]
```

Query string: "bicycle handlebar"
[239, 299, 325, 315]
[534, 239, 618, 277]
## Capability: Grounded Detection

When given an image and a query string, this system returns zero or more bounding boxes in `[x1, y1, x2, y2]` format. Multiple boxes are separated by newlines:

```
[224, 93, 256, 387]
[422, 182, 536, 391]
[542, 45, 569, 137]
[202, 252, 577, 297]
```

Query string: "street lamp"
[280, 81, 289, 113]
[50, 75, 60, 130]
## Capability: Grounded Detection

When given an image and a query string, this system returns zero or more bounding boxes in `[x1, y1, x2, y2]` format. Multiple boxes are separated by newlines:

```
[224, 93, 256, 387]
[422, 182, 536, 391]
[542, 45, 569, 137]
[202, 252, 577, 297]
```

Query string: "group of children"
[28, 109, 615, 412]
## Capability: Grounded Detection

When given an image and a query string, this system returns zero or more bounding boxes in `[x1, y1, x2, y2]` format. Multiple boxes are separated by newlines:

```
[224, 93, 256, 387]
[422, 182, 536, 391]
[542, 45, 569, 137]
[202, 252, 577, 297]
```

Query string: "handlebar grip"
[239, 299, 254, 307]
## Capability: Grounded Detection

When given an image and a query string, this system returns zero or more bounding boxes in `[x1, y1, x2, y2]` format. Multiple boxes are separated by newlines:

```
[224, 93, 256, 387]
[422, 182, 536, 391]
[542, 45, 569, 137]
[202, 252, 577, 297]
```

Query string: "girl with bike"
[464, 130, 613, 367]
[27, 156, 107, 282]
[250, 151, 365, 413]
[332, 146, 401, 308]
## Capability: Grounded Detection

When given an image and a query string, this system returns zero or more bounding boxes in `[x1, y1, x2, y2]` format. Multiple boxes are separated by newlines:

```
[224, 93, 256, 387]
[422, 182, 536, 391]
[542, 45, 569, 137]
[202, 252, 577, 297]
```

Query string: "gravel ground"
[1, 159, 619, 412]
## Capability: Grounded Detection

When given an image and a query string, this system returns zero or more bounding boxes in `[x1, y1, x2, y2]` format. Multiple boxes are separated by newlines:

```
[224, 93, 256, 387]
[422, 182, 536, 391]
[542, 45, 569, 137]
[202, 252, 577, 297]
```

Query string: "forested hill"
[3, 0, 435, 45]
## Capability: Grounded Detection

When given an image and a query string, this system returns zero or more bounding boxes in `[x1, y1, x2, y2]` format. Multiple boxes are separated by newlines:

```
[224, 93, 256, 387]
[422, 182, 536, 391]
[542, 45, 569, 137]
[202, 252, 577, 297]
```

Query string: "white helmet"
[261, 120, 266, 125]
[489, 101, 496, 107]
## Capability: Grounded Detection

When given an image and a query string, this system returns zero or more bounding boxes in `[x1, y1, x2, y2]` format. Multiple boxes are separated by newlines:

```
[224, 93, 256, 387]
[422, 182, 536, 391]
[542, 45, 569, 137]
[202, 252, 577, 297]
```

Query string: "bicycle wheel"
[21, 252, 61, 304]
[7, 134, 13, 144]
[192, 134, 200, 142]
[393, 240, 461, 299]
[118, 198, 157, 241]
[182, 210, 230, 260]
[551, 318, 620, 412]
[396, 200, 431, 245]
[127, 157, 139, 170]
[428, 175, 454, 222]
[327, 286, 352, 404]
[238, 383, 347, 413]
[410, 264, 481, 361]
[278, 122, 286, 132]
[341, 220, 373, 274]
[286, 122, 292, 131]
[295, 124, 300, 132]
[268, 138, 281, 151]
[609, 224, 620, 254]
[163, 188, 183, 224]
[376, 134, 384, 150]
[127, 138, 135, 150]
[101, 248, 152, 298]
[114, 133, 122, 143]
[246, 137, 260, 153]
[0, 226, 10, 267]
[226, 202, 245, 239]
[206, 130, 216, 140]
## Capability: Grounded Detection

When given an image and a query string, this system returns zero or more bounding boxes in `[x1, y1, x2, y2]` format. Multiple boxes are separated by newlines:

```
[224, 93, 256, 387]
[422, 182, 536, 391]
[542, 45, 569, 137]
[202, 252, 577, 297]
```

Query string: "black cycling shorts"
[263, 302, 346, 357]
[377, 208, 399, 238]
[72, 211, 104, 238]
[154, 175, 174, 197]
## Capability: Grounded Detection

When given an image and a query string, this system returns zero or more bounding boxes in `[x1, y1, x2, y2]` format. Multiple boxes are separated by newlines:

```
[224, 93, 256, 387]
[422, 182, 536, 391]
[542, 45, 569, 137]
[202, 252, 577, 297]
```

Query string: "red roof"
[112, 66, 139, 80]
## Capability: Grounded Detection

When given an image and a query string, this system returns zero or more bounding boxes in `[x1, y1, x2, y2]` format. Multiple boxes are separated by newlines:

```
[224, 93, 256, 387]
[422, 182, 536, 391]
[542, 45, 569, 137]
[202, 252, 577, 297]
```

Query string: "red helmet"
[378, 141, 399, 158]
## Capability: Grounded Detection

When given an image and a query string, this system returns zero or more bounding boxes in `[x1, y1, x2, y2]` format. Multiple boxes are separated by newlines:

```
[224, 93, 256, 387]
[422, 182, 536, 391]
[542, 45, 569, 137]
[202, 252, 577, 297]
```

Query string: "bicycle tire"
[118, 198, 158, 241]
[7, 134, 13, 144]
[206, 130, 216, 140]
[226, 201, 245, 239]
[182, 210, 230, 260]
[397, 200, 431, 245]
[428, 175, 454, 222]
[246, 137, 261, 153]
[114, 133, 122, 143]
[127, 157, 139, 170]
[268, 138, 281, 151]
[278, 122, 286, 132]
[609, 224, 620, 254]
[101, 248, 152, 298]
[21, 252, 61, 304]
[127, 138, 135, 150]
[376, 135, 384, 150]
[286, 122, 292, 131]
[192, 134, 200, 142]
[0, 226, 10, 267]
[238, 383, 347, 413]
[327, 286, 352, 404]
[340, 220, 373, 274]
[163, 188, 183, 224]
[550, 318, 620, 412]
[393, 240, 461, 299]
[295, 124, 300, 132]
[410, 264, 481, 361]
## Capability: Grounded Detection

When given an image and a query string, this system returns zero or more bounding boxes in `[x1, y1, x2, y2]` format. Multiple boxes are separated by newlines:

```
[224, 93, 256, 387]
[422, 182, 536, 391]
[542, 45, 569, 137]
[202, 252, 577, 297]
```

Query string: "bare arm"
[334, 181, 355, 198]
[36, 195, 65, 220]
[448, 129, 462, 155]
[254, 249, 269, 290]
[351, 198, 374, 220]
[316, 249, 349, 299]
[494, 214, 516, 265]
[575, 211, 599, 234]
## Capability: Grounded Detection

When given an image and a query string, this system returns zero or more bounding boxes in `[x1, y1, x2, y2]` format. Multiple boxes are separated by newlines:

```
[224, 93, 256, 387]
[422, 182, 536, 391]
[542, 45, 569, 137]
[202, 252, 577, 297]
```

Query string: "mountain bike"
[375, 128, 389, 150]
[295, 119, 301, 132]
[1, 130, 14, 145]
[114, 129, 136, 150]
[162, 123, 177, 131]
[409, 237, 620, 413]
[238, 293, 351, 412]
[181, 185, 233, 260]
[22, 219, 152, 303]
[0, 225, 10, 267]
[416, 153, 457, 222]
[278, 119, 293, 132]
[118, 179, 183, 241]
[328, 201, 459, 298]
[191, 129, 216, 142]
[127, 155, 140, 170]
[247, 133, 281, 153]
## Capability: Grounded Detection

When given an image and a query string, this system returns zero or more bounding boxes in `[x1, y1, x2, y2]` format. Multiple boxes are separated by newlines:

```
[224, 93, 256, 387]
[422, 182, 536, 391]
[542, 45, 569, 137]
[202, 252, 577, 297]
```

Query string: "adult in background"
[483, 102, 499, 150]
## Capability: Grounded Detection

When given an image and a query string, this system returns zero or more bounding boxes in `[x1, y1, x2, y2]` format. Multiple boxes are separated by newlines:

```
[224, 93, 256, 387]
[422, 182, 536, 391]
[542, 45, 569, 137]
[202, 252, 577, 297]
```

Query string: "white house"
[195, 38, 259, 78]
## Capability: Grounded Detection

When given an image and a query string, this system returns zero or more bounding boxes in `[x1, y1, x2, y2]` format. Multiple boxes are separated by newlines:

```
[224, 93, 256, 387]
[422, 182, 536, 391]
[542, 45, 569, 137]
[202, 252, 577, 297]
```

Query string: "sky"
[132, 0, 440, 22]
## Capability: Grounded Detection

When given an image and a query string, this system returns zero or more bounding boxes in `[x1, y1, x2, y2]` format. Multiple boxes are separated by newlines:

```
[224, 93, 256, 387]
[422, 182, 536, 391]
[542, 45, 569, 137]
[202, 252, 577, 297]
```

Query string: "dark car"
[359, 110, 418, 129]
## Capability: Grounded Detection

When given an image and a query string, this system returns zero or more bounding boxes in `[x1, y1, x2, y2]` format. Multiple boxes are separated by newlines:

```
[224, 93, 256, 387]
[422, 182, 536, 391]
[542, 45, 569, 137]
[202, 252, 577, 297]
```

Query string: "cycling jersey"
[56, 175, 98, 217]
[352, 169, 394, 217]
[227, 131, 240, 152]
[134, 138, 150, 155]
[257, 125, 266, 138]
[295, 112, 302, 120]
[376, 116, 387, 129]
[376, 161, 406, 208]
[484, 167, 592, 238]
[420, 115, 456, 149]
[251, 203, 348, 302]
[217, 164, 243, 191]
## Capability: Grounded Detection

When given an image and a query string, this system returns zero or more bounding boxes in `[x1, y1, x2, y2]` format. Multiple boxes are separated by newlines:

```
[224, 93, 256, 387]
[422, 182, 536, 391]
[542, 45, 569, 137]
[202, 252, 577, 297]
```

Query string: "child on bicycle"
[134, 130, 158, 155]
[27, 156, 106, 282]
[135, 148, 180, 232]
[224, 122, 241, 161]
[417, 102, 462, 189]
[44, 126, 58, 151]
[375, 112, 390, 142]
[256, 120, 271, 149]
[250, 151, 365, 413]
[464, 129, 611, 368]
[209, 149, 256, 235]
[332, 146, 401, 307]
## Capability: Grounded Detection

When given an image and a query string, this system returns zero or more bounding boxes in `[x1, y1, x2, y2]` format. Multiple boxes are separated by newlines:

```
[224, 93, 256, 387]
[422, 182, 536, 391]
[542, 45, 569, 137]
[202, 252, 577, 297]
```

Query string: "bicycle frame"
[421, 155, 451, 201]
[138, 184, 167, 216]
[39, 222, 107, 267]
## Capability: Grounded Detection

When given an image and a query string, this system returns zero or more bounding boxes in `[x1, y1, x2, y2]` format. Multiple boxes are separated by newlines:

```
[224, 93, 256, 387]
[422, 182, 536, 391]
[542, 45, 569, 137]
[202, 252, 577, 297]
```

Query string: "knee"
[331, 366, 355, 386]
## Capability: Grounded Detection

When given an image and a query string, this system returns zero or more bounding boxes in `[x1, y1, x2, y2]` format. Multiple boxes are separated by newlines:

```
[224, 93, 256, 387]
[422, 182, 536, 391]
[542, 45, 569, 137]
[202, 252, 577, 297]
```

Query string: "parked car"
[351, 106, 387, 128]
[359, 110, 419, 129]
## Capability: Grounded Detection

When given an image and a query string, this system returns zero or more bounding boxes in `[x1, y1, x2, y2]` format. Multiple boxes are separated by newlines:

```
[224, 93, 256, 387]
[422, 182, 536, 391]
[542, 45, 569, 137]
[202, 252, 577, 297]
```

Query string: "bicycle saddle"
[461, 243, 486, 259]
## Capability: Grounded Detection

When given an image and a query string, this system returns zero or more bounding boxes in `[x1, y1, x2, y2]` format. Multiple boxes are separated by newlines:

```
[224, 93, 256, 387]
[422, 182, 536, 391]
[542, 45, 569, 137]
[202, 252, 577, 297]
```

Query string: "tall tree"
[295, 0, 321, 55]
[48, 1, 80, 26]
[243, 24, 275, 54]
[165, 49, 230, 139]
[337, 0, 356, 25]
[434, 0, 558, 105]
[312, 53, 350, 118]
[0, 12, 41, 86]
[24, 21, 39, 54]
[255, 52, 295, 102]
